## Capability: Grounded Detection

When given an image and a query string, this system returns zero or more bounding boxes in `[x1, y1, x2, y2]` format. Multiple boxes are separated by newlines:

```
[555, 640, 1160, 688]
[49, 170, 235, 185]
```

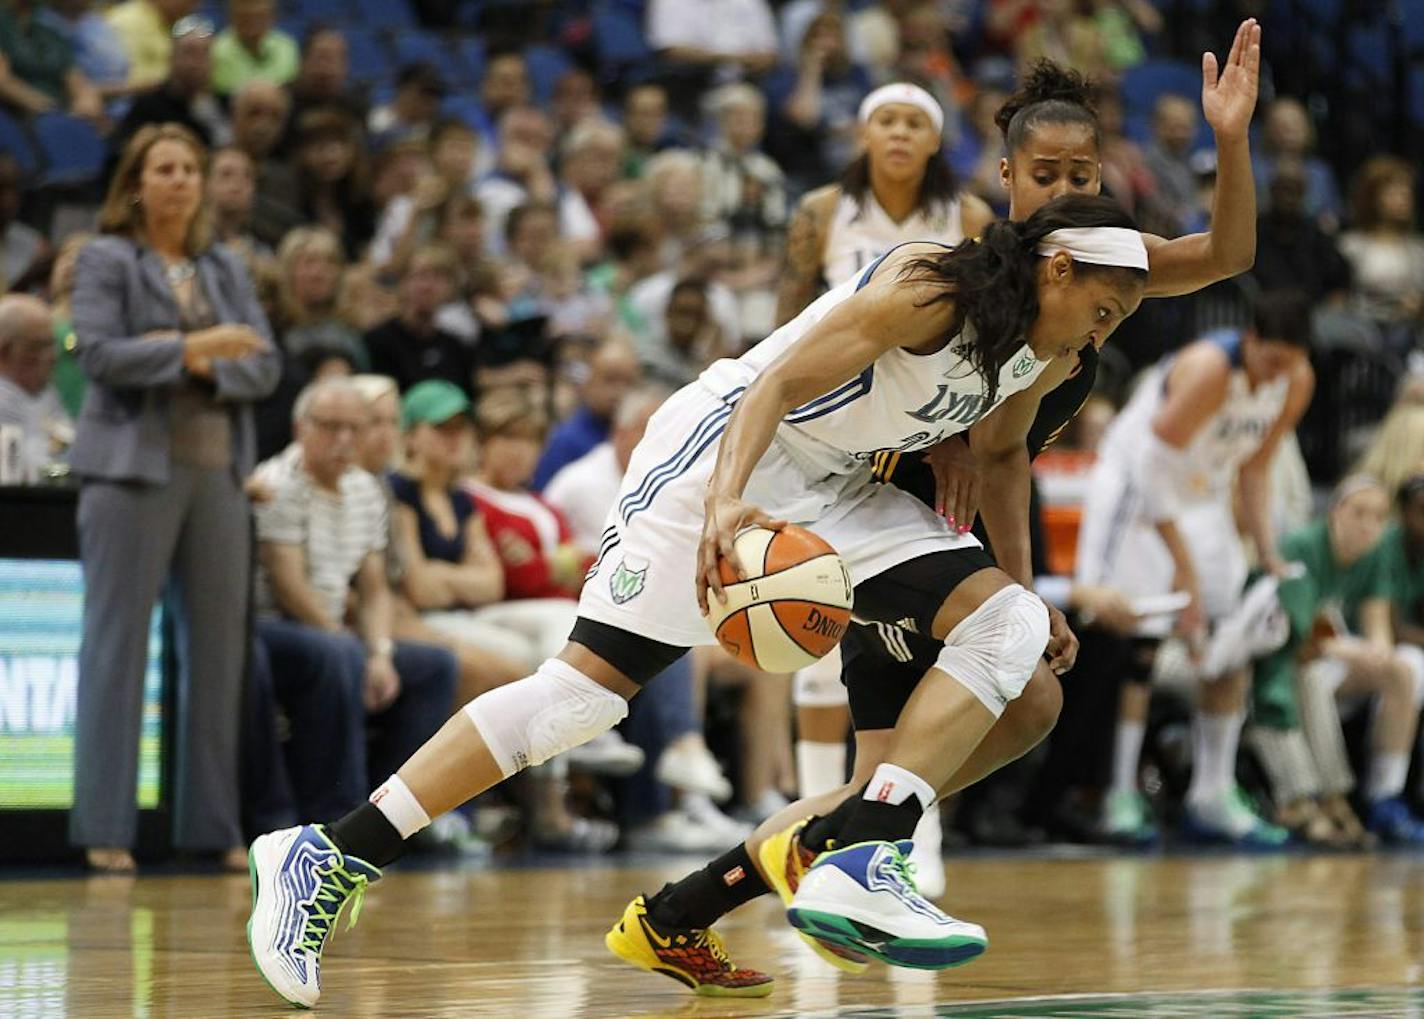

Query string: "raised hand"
[1202, 18, 1261, 142]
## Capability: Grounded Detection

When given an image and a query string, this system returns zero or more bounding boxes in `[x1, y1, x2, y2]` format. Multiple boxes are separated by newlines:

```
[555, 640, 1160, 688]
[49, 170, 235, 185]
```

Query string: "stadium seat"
[523, 44, 572, 104]
[0, 108, 37, 175]
[440, 94, 489, 133]
[455, 37, 486, 85]
[591, 2, 651, 72]
[391, 29, 464, 85]
[354, 0, 416, 31]
[343, 27, 395, 86]
[33, 113, 105, 186]
[1120, 60, 1201, 120]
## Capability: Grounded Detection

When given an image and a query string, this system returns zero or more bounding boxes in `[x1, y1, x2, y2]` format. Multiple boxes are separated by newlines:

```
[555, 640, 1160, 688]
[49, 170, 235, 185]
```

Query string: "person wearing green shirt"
[1254, 475, 1424, 845]
[210, 0, 296, 97]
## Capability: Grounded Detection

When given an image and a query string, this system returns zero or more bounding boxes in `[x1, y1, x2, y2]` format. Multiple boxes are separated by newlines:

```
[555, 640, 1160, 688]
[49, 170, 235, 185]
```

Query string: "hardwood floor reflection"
[2, 852, 1423, 1017]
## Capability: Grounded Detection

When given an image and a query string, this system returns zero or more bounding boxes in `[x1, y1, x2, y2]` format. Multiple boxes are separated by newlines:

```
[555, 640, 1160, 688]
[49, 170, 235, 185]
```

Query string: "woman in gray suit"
[69, 123, 281, 872]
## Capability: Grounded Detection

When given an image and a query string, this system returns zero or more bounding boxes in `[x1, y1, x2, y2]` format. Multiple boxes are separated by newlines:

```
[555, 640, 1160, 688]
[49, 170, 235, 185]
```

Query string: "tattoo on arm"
[775, 199, 825, 326]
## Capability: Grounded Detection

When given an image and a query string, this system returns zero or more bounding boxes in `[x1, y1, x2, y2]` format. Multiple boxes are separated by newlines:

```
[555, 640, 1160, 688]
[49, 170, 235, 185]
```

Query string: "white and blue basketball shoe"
[785, 839, 987, 970]
[247, 824, 381, 1008]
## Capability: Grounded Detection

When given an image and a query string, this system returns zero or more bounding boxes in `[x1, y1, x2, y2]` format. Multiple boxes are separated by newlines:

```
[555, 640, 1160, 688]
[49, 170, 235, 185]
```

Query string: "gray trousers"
[70, 463, 251, 850]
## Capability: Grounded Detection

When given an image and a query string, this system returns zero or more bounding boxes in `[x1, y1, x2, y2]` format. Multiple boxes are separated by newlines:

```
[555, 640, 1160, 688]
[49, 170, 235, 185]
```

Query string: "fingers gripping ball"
[705, 525, 853, 672]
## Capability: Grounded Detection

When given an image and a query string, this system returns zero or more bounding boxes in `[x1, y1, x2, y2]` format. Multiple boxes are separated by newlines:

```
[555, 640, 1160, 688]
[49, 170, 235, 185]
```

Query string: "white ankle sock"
[1110, 719, 1146, 797]
[1368, 752, 1410, 802]
[370, 774, 431, 839]
[864, 763, 936, 811]
[796, 740, 847, 798]
[1188, 711, 1245, 804]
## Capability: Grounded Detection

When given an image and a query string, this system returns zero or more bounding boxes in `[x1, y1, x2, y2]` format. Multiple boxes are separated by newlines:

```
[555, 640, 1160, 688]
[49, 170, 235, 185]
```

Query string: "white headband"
[858, 83, 943, 135]
[1035, 227, 1149, 272]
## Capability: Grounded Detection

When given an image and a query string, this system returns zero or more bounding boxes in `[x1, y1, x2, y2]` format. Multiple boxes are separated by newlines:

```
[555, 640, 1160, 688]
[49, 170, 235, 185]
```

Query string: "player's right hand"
[697, 493, 785, 616]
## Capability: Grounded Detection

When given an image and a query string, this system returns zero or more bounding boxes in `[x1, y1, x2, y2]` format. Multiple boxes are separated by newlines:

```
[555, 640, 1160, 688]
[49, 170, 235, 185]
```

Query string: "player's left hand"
[1045, 603, 1079, 674]
[923, 433, 979, 533]
[1201, 18, 1261, 142]
[697, 493, 786, 615]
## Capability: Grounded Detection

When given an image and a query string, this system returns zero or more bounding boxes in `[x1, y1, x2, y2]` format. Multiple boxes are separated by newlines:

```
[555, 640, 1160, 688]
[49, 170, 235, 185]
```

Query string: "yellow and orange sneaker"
[605, 895, 774, 997]
[756, 817, 870, 974]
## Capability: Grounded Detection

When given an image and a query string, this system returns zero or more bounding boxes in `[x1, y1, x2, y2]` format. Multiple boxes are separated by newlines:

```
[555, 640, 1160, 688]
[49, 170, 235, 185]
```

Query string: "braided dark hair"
[995, 60, 1100, 155]
[897, 194, 1142, 406]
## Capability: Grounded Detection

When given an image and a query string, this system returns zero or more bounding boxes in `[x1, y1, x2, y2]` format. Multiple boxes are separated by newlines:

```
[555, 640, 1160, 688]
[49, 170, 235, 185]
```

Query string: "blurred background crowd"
[5, 0, 1424, 870]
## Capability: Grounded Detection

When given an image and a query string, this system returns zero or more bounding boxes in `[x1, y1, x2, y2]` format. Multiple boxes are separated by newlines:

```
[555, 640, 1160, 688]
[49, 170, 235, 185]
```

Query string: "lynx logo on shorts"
[609, 557, 648, 604]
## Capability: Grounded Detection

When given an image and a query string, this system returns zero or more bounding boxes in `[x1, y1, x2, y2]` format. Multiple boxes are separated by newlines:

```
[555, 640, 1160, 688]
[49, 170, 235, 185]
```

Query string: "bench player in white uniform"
[245, 194, 1150, 1006]
[1076, 291, 1314, 845]
[777, 82, 995, 896]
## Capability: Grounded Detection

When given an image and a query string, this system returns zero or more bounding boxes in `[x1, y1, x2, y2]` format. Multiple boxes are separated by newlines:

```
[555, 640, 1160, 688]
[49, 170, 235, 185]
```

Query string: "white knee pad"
[1395, 644, 1424, 709]
[934, 584, 1049, 718]
[793, 645, 849, 708]
[463, 658, 629, 777]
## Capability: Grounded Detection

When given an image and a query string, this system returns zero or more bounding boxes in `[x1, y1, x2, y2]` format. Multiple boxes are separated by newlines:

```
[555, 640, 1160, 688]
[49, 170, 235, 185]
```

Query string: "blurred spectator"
[557, 118, 624, 256]
[111, 15, 229, 152]
[1143, 94, 1200, 238]
[369, 61, 446, 146]
[287, 25, 365, 133]
[531, 338, 641, 491]
[475, 106, 560, 255]
[466, 388, 588, 600]
[952, 78, 1012, 214]
[230, 79, 303, 246]
[551, 67, 601, 140]
[621, 83, 676, 178]
[645, 0, 778, 80]
[273, 226, 365, 367]
[0, 0, 103, 121]
[369, 135, 431, 214]
[337, 261, 398, 333]
[211, 0, 297, 96]
[371, 118, 482, 272]
[0, 294, 72, 476]
[430, 193, 497, 343]
[206, 146, 278, 300]
[627, 223, 741, 364]
[45, 233, 89, 419]
[640, 276, 726, 387]
[765, 11, 871, 192]
[1015, 0, 1103, 77]
[1256, 97, 1342, 234]
[39, 0, 133, 106]
[1389, 475, 1424, 655]
[585, 215, 662, 337]
[1253, 159, 1351, 303]
[252, 377, 458, 813]
[69, 123, 279, 873]
[1357, 397, 1424, 498]
[1339, 157, 1424, 352]
[701, 83, 787, 262]
[893, 3, 968, 121]
[365, 243, 474, 396]
[293, 107, 376, 259]
[0, 155, 47, 291]
[105, 0, 193, 88]
[643, 148, 709, 267]
[494, 201, 560, 319]
[474, 49, 530, 143]
[1093, 82, 1157, 220]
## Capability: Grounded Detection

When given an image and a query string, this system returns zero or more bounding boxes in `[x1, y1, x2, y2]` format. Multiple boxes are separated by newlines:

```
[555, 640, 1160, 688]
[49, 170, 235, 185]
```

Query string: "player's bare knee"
[463, 658, 629, 778]
[934, 585, 1050, 717]
[1011, 663, 1062, 746]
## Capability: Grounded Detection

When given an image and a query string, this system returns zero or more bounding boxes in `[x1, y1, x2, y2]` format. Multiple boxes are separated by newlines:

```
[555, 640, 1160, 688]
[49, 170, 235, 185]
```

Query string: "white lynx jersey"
[1101, 329, 1290, 505]
[822, 191, 964, 289]
[699, 247, 1050, 479]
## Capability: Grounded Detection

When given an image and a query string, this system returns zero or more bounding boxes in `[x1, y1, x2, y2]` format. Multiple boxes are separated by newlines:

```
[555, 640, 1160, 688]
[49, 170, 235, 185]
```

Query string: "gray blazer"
[69, 235, 282, 484]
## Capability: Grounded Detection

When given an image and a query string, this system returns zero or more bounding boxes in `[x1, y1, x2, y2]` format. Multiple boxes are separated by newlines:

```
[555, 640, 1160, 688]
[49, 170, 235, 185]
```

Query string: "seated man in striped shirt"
[246, 377, 458, 824]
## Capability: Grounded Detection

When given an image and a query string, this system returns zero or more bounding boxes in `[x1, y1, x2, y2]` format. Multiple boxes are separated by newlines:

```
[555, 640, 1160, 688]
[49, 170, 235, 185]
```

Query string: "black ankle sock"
[645, 844, 769, 930]
[835, 795, 925, 847]
[325, 802, 407, 869]
[802, 784, 867, 851]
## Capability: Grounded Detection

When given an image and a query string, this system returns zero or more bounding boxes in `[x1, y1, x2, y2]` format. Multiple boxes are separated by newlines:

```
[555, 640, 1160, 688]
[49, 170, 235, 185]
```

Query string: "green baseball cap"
[401, 380, 471, 429]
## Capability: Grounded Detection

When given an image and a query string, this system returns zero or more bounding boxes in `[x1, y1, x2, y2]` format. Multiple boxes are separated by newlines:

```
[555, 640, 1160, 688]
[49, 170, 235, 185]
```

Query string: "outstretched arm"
[1141, 19, 1262, 298]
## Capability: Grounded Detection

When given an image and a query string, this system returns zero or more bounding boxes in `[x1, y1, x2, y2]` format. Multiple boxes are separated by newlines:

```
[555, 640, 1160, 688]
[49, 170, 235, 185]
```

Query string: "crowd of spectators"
[4, 0, 1424, 866]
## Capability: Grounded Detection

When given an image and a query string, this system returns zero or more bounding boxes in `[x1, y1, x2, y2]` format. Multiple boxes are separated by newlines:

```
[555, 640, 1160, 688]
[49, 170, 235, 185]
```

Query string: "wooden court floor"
[4, 850, 1424, 1018]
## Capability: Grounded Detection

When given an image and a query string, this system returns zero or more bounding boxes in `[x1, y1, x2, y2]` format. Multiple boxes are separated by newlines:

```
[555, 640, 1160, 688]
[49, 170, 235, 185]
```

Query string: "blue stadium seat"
[354, 0, 416, 30]
[1120, 60, 1201, 119]
[592, 2, 651, 70]
[523, 44, 572, 104]
[391, 29, 464, 85]
[33, 113, 105, 186]
[343, 27, 395, 86]
[287, 0, 345, 28]
[440, 94, 489, 133]
[455, 37, 486, 86]
[0, 108, 37, 175]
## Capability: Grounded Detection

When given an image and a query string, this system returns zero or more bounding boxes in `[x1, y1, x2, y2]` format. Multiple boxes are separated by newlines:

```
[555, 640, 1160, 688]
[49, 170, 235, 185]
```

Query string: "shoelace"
[297, 860, 371, 956]
[694, 929, 732, 970]
[886, 846, 921, 895]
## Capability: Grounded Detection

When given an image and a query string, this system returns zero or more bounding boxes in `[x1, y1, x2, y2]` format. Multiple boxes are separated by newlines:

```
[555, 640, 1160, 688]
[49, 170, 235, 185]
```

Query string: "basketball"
[705, 525, 854, 673]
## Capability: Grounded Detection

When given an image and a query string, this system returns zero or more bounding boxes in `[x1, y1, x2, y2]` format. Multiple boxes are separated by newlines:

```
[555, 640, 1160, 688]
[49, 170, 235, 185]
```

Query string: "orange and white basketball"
[705, 525, 853, 673]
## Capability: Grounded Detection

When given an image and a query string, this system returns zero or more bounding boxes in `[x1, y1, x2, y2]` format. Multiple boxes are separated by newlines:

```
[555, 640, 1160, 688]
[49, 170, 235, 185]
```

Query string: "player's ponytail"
[994, 60, 1100, 154]
[898, 194, 1142, 406]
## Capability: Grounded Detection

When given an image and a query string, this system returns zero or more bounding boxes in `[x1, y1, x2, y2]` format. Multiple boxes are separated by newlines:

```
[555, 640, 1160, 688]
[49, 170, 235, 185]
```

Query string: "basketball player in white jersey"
[778, 81, 985, 898]
[245, 194, 1150, 1006]
[1077, 291, 1314, 846]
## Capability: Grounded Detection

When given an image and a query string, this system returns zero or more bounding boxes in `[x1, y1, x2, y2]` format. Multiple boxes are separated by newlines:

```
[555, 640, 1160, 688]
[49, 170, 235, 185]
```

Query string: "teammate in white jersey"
[244, 193, 1149, 1006]
[1076, 291, 1314, 845]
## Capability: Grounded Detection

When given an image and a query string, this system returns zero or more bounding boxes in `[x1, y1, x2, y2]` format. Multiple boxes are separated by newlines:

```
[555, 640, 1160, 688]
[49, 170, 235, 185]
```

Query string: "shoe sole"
[786, 907, 986, 971]
[756, 832, 870, 974]
[604, 923, 773, 998]
[247, 836, 315, 1009]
